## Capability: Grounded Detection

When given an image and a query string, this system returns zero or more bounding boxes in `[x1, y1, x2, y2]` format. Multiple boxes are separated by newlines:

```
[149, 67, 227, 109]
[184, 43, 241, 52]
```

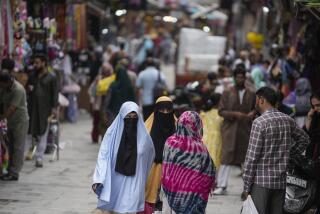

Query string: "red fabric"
[91, 110, 100, 143]
[137, 202, 154, 214]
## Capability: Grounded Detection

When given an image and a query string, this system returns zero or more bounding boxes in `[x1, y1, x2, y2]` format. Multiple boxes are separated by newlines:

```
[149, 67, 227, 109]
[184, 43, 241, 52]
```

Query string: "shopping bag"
[58, 93, 70, 107]
[240, 195, 258, 214]
[96, 74, 116, 96]
[62, 82, 81, 94]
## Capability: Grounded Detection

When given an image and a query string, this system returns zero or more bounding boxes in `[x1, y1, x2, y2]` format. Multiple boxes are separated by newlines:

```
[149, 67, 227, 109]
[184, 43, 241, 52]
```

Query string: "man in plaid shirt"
[243, 87, 310, 214]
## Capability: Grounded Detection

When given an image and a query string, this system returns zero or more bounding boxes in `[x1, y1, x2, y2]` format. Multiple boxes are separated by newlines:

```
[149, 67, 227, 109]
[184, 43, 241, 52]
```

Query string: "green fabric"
[251, 67, 266, 90]
[0, 80, 29, 127]
[28, 72, 58, 136]
[108, 66, 136, 115]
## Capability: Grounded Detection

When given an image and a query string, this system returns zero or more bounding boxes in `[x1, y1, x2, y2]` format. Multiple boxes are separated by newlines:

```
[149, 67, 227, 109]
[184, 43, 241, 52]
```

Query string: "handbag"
[240, 195, 259, 214]
[284, 168, 317, 213]
[62, 82, 81, 94]
[96, 74, 116, 96]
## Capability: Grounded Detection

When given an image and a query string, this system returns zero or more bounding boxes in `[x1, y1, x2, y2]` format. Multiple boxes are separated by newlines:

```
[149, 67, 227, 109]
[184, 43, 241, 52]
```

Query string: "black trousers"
[251, 184, 286, 214]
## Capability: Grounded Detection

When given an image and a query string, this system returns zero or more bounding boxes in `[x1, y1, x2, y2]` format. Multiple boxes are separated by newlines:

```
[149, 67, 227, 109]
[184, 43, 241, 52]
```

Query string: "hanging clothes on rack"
[6, 0, 14, 55]
[0, 0, 4, 58]
[1, 0, 11, 57]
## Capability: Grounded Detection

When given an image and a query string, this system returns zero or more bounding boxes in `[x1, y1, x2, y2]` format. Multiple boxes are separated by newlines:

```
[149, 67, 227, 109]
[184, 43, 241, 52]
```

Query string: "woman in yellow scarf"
[140, 96, 177, 214]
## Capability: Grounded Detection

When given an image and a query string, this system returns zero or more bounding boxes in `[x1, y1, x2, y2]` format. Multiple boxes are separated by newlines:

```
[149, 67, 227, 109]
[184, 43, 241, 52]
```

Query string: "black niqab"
[150, 105, 175, 164]
[115, 117, 138, 176]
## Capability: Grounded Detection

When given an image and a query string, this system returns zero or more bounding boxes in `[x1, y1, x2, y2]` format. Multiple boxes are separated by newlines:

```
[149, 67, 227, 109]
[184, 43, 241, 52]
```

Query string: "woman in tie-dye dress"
[162, 111, 216, 214]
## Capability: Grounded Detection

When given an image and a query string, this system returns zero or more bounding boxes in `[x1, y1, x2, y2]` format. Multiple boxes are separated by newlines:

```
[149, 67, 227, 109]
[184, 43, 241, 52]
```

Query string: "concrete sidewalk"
[0, 113, 243, 214]
[207, 167, 243, 214]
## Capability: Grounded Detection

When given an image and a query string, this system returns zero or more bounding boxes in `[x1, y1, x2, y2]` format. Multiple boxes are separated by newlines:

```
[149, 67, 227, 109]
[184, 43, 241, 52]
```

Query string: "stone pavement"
[207, 167, 243, 214]
[0, 113, 243, 214]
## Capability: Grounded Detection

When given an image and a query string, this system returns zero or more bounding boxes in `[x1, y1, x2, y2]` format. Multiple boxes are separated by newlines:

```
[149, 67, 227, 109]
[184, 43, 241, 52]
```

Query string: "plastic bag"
[96, 74, 116, 96]
[240, 195, 258, 214]
[62, 83, 81, 94]
[58, 93, 69, 107]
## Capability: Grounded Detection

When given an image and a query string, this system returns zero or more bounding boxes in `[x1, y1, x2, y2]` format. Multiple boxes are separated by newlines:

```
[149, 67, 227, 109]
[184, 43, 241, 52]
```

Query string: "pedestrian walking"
[141, 96, 176, 214]
[119, 58, 137, 93]
[88, 63, 113, 143]
[201, 93, 223, 169]
[305, 90, 320, 213]
[251, 60, 269, 90]
[136, 57, 167, 120]
[92, 101, 155, 214]
[104, 65, 135, 122]
[242, 87, 310, 214]
[276, 92, 294, 117]
[214, 67, 256, 195]
[284, 78, 312, 128]
[0, 70, 29, 181]
[26, 54, 59, 167]
[162, 111, 215, 214]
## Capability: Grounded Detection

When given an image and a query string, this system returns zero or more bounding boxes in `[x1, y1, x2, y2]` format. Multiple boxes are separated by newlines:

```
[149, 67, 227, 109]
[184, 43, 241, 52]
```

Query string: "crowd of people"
[89, 45, 319, 213]
[0, 37, 319, 213]
[0, 36, 169, 180]
[0, 54, 58, 179]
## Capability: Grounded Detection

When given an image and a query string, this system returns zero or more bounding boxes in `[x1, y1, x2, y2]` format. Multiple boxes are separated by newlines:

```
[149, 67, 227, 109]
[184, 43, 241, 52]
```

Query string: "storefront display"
[0, 0, 14, 58]
[66, 4, 87, 50]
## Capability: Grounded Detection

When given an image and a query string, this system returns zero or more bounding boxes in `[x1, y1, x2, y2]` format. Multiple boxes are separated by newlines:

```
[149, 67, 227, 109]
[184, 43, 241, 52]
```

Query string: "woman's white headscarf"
[93, 101, 155, 204]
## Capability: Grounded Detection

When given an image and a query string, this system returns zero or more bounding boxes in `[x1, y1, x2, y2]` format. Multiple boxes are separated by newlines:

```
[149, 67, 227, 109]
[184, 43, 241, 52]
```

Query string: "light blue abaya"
[93, 102, 155, 213]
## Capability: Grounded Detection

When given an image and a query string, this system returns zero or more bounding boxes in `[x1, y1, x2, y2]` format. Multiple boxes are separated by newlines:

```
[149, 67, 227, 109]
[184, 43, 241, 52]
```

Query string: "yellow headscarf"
[145, 96, 177, 132]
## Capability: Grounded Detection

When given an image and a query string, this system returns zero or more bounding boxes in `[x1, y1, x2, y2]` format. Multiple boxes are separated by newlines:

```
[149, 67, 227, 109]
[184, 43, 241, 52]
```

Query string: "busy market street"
[1, 0, 320, 214]
[0, 113, 243, 214]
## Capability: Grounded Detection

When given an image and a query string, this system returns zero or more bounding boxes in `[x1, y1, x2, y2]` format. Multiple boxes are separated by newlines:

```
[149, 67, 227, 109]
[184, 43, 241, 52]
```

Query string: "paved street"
[0, 113, 243, 214]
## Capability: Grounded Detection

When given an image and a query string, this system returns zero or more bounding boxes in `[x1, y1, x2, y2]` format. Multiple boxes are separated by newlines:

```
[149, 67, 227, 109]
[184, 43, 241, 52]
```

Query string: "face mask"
[156, 111, 174, 130]
[151, 111, 175, 164]
[123, 117, 138, 148]
[115, 117, 139, 176]
[124, 117, 138, 129]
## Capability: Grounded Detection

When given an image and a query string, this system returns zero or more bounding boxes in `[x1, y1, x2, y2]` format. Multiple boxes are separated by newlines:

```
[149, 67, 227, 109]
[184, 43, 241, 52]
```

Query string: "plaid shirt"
[243, 108, 310, 192]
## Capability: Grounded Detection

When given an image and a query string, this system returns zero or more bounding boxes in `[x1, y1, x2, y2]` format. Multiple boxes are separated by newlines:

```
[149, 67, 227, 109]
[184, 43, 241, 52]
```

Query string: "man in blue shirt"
[136, 58, 166, 120]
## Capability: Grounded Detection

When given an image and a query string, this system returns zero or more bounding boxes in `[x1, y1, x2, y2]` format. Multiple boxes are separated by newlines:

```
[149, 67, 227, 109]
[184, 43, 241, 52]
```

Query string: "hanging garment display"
[6, 0, 14, 55]
[0, 0, 4, 58]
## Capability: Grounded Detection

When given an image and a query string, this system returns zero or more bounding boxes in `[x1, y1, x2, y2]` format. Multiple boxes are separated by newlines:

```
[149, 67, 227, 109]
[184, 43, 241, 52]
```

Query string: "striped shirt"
[243, 108, 310, 192]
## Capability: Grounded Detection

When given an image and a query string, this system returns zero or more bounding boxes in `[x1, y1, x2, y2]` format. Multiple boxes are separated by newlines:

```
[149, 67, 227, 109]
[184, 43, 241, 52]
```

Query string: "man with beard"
[242, 87, 309, 214]
[305, 90, 320, 213]
[26, 54, 58, 167]
[214, 67, 256, 195]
